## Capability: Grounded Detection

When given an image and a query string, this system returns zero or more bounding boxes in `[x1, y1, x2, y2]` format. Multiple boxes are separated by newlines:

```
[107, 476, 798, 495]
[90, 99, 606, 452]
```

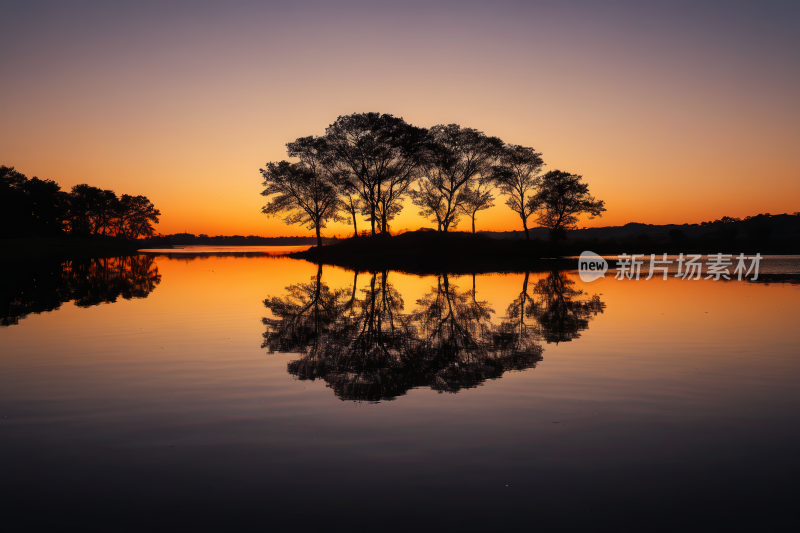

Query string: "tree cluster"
[260, 113, 606, 246]
[1, 166, 160, 239]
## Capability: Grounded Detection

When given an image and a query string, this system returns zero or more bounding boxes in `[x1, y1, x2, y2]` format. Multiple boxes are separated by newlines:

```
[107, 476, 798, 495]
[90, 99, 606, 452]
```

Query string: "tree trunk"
[472, 215, 476, 234]
[316, 226, 322, 247]
[523, 217, 530, 240]
[351, 210, 358, 238]
[368, 192, 376, 236]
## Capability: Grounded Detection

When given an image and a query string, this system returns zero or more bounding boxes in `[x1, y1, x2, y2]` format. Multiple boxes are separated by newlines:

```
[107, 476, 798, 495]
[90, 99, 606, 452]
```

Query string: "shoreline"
[2, 233, 797, 265]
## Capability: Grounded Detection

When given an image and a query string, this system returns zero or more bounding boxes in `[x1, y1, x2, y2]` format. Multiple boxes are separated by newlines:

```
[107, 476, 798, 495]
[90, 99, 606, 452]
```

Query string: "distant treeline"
[1, 165, 160, 240]
[698, 213, 800, 226]
[537, 212, 800, 254]
[489, 212, 800, 241]
[295, 212, 800, 271]
[164, 233, 338, 246]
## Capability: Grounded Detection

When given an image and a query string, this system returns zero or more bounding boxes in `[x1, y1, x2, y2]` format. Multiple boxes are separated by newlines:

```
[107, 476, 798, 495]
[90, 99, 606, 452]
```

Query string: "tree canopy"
[323, 113, 427, 235]
[457, 181, 495, 234]
[528, 170, 606, 241]
[260, 161, 342, 247]
[1, 165, 160, 240]
[491, 144, 545, 239]
[413, 124, 504, 232]
[259, 113, 606, 243]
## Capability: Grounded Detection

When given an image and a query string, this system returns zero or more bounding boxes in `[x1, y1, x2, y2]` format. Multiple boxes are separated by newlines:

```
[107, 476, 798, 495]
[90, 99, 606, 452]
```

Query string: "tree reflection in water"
[1, 255, 162, 326]
[531, 271, 605, 343]
[263, 267, 605, 402]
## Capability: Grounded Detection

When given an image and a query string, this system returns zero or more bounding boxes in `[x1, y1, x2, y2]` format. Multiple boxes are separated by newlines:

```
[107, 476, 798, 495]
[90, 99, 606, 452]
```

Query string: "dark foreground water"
[2, 252, 799, 531]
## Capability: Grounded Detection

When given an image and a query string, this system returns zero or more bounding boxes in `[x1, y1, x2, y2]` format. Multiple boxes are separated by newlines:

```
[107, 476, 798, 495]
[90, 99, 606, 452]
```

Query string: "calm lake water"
[2, 251, 799, 531]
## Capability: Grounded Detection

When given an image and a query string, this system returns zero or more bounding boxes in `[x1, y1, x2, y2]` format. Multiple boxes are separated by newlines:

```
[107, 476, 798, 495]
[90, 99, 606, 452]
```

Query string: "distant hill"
[293, 215, 800, 273]
[150, 212, 799, 253]
[480, 213, 800, 249]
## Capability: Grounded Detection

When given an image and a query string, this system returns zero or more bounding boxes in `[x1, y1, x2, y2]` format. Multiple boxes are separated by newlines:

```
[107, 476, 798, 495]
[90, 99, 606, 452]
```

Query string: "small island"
[258, 113, 798, 272]
[259, 112, 605, 271]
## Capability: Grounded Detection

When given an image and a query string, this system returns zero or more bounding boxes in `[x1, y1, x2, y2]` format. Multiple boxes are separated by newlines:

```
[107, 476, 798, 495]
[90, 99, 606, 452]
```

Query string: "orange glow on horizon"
[1, 3, 797, 237]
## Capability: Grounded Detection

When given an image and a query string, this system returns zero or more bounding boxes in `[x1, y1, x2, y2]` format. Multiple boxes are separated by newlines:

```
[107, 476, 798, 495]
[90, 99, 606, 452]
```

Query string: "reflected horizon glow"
[1, 253, 799, 528]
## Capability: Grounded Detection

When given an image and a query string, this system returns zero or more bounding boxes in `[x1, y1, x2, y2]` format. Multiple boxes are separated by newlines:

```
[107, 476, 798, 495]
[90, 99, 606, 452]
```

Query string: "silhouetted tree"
[260, 161, 342, 247]
[69, 184, 117, 235]
[93, 188, 119, 235]
[340, 185, 364, 238]
[457, 181, 495, 233]
[491, 145, 545, 239]
[287, 135, 357, 240]
[528, 170, 605, 242]
[114, 195, 161, 239]
[1, 166, 28, 237]
[0, 165, 27, 190]
[1, 166, 68, 237]
[1, 165, 159, 240]
[323, 113, 427, 235]
[410, 179, 449, 231]
[415, 125, 504, 232]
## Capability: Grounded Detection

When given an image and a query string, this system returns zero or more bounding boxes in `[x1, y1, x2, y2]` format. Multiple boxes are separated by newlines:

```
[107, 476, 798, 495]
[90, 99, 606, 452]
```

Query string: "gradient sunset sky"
[2, 0, 798, 236]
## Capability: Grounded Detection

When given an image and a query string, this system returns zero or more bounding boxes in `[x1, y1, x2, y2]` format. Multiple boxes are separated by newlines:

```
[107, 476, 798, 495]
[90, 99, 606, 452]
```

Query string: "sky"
[2, 0, 799, 237]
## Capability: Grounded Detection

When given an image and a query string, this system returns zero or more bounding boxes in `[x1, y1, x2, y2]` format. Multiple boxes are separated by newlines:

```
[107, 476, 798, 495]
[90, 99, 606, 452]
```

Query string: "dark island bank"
[291, 230, 575, 274]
